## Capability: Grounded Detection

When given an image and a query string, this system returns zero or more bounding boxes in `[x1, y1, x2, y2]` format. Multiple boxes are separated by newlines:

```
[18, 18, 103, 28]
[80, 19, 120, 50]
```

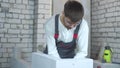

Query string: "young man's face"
[64, 16, 80, 29]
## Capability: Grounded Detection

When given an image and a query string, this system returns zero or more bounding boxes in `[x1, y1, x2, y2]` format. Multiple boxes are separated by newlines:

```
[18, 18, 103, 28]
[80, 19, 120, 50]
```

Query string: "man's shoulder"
[45, 15, 56, 27]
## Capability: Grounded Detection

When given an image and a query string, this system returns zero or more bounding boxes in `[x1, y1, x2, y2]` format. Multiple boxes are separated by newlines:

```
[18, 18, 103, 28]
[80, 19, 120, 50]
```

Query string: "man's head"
[64, 0, 84, 23]
[62, 0, 84, 29]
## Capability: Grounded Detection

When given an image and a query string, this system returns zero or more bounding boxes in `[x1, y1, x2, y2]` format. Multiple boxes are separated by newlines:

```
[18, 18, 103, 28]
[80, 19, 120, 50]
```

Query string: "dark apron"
[44, 14, 81, 58]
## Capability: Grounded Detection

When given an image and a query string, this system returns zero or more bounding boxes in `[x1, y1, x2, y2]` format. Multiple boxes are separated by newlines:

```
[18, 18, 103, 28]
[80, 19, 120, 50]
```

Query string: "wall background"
[0, 0, 51, 68]
[91, 0, 120, 63]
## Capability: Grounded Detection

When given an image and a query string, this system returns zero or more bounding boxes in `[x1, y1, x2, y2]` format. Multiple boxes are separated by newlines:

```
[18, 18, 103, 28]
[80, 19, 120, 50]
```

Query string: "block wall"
[91, 0, 120, 63]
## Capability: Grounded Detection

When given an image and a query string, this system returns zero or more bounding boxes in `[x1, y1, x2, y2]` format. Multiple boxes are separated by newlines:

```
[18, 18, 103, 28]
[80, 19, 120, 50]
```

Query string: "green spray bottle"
[103, 46, 112, 63]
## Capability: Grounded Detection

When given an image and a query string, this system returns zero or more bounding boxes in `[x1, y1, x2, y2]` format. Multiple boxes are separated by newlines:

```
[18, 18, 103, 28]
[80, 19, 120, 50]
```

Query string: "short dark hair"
[64, 0, 84, 23]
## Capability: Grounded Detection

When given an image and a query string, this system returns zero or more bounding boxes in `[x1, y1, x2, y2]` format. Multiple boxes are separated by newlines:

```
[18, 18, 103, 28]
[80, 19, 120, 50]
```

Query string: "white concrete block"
[93, 60, 120, 68]
[32, 52, 93, 68]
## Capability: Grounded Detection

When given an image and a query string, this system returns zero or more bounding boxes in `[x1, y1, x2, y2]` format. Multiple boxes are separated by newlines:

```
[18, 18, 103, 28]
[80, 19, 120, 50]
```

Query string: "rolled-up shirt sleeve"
[74, 19, 89, 59]
[45, 16, 60, 59]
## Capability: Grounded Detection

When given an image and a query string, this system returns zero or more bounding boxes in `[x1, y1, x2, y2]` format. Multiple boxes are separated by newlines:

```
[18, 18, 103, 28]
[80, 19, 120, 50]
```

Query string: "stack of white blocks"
[32, 52, 93, 68]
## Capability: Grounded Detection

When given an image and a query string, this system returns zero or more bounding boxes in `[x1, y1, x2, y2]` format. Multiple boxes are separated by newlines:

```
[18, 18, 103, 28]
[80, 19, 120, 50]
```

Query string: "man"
[44, 0, 89, 59]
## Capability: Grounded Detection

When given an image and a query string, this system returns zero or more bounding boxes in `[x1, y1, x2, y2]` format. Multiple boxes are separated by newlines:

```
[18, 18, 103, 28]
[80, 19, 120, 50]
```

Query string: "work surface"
[32, 52, 93, 68]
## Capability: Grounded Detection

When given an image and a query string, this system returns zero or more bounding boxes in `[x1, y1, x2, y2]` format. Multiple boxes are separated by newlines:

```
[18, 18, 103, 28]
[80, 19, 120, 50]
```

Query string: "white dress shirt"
[45, 14, 89, 59]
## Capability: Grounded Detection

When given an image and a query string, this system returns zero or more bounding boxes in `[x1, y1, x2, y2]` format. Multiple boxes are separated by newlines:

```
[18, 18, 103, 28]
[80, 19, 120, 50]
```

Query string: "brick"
[38, 14, 44, 19]
[0, 23, 3, 28]
[116, 17, 120, 21]
[0, 29, 7, 33]
[21, 30, 33, 34]
[0, 53, 2, 57]
[9, 0, 15, 3]
[107, 33, 116, 37]
[115, 28, 120, 32]
[112, 53, 118, 58]
[38, 9, 50, 14]
[106, 3, 114, 8]
[37, 38, 46, 43]
[110, 43, 120, 48]
[13, 13, 19, 18]
[21, 48, 32, 52]
[107, 0, 116, 3]
[21, 38, 33, 43]
[22, 20, 33, 24]
[21, 9, 33, 14]
[4, 24, 10, 28]
[3, 53, 9, 57]
[38, 0, 50, 4]
[8, 38, 20, 43]
[0, 8, 1, 12]
[0, 13, 5, 17]
[28, 0, 34, 5]
[6, 13, 13, 18]
[114, 12, 119, 16]
[5, 34, 17, 38]
[37, 24, 43, 28]
[38, 4, 44, 9]
[98, 9, 106, 14]
[105, 12, 114, 17]
[23, 25, 29, 29]
[37, 29, 45, 34]
[14, 4, 26, 9]
[0, 58, 7, 62]
[2, 0, 9, 2]
[0, 48, 6, 52]
[18, 34, 31, 38]
[19, 14, 25, 19]
[99, 0, 106, 5]
[45, 14, 51, 19]
[23, 0, 28, 4]
[107, 7, 115, 12]
[0, 34, 4, 37]
[8, 29, 20, 34]
[2, 43, 15, 48]
[98, 18, 106, 23]
[104, 23, 113, 27]
[1, 3, 10, 7]
[26, 5, 34, 10]
[1, 38, 7, 42]
[106, 28, 115, 32]
[1, 62, 9, 67]
[116, 33, 120, 37]
[0, 18, 5, 22]
[11, 24, 23, 29]
[16, 0, 22, 4]
[24, 15, 33, 19]
[7, 48, 13, 52]
[8, 19, 21, 24]
[98, 5, 105, 10]
[1, 7, 9, 12]
[9, 8, 21, 13]
[37, 19, 46, 24]
[107, 17, 115, 22]
[114, 58, 120, 63]
[16, 43, 28, 47]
